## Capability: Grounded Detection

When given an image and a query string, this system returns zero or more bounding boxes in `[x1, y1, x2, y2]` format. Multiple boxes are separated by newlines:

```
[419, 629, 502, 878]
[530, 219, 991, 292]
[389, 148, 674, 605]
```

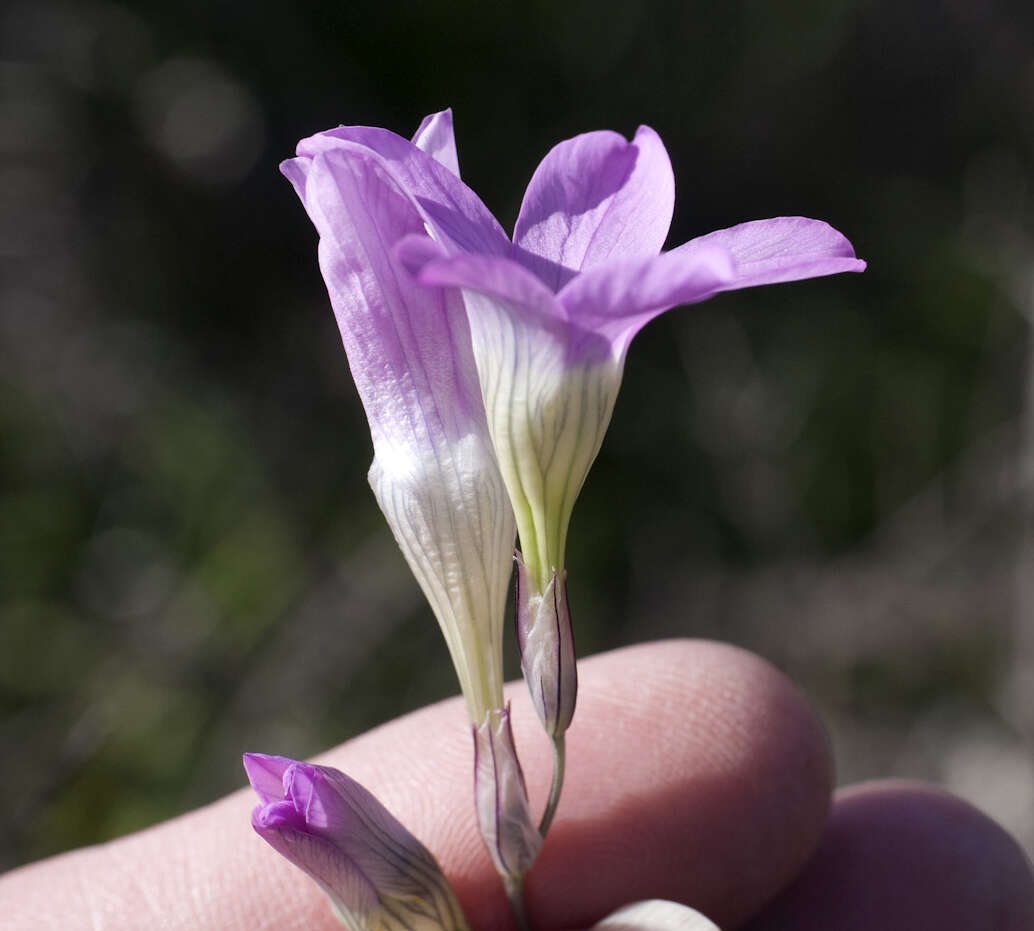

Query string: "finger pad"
[743, 781, 1034, 931]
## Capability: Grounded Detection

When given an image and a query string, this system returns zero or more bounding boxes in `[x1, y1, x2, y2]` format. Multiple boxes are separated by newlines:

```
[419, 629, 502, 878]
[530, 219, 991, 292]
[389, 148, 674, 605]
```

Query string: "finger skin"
[0, 640, 832, 930]
[743, 781, 1034, 931]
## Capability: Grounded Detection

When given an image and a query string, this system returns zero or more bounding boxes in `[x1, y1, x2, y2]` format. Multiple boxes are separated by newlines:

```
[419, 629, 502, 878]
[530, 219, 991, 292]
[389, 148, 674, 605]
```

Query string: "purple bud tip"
[282, 764, 331, 829]
[253, 799, 306, 830]
[242, 749, 470, 929]
[243, 752, 292, 804]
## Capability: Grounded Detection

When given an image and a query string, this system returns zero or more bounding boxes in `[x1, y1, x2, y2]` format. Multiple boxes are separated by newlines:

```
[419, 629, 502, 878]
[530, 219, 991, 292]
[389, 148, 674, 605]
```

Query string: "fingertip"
[526, 639, 834, 930]
[0, 639, 836, 931]
[743, 780, 1034, 930]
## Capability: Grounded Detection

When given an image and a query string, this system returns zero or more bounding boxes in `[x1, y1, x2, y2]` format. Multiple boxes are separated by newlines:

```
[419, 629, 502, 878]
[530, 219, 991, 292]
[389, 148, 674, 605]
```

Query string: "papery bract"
[472, 705, 542, 882]
[280, 110, 515, 725]
[244, 753, 469, 931]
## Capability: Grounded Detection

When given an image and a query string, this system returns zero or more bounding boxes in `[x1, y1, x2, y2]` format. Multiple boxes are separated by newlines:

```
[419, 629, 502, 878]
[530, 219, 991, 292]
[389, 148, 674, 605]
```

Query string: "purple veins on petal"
[280, 114, 516, 727]
[398, 122, 867, 604]
[281, 107, 865, 778]
[243, 753, 470, 931]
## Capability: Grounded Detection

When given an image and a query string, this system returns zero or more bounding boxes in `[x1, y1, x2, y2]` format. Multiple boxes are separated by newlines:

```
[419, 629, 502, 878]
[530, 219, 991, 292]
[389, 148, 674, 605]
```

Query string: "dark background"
[3, 0, 1033, 870]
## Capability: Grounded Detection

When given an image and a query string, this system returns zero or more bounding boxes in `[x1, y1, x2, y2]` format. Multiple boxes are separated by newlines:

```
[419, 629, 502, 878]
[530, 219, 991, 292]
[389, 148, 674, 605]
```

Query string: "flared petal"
[556, 243, 736, 361]
[557, 217, 866, 361]
[513, 126, 675, 291]
[411, 109, 460, 177]
[282, 144, 514, 723]
[397, 238, 567, 339]
[671, 216, 867, 290]
[296, 125, 509, 258]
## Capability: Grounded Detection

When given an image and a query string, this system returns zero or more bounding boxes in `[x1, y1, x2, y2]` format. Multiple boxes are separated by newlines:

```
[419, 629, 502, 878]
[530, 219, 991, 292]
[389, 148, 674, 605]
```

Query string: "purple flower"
[280, 111, 515, 725]
[283, 110, 863, 750]
[244, 753, 469, 930]
[394, 127, 866, 603]
[281, 112, 543, 888]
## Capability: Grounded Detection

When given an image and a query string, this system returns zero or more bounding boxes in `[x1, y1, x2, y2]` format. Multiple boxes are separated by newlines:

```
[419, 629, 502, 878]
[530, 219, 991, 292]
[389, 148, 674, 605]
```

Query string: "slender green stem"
[503, 874, 532, 931]
[537, 732, 566, 838]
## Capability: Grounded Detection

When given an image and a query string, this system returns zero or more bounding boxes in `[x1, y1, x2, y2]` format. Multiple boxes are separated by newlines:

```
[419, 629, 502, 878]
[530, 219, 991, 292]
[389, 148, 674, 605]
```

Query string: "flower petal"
[283, 144, 514, 723]
[513, 126, 675, 291]
[259, 825, 381, 927]
[400, 244, 617, 582]
[557, 217, 867, 361]
[556, 243, 736, 361]
[592, 900, 722, 930]
[242, 752, 292, 805]
[412, 108, 460, 178]
[397, 238, 566, 339]
[672, 216, 867, 290]
[296, 125, 509, 257]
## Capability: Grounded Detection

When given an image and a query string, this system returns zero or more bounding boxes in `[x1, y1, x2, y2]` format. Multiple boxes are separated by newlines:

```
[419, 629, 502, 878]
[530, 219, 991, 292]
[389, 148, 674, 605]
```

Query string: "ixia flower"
[285, 110, 864, 752]
[281, 113, 541, 885]
[244, 753, 469, 931]
[397, 127, 866, 605]
[298, 113, 863, 737]
[280, 111, 515, 727]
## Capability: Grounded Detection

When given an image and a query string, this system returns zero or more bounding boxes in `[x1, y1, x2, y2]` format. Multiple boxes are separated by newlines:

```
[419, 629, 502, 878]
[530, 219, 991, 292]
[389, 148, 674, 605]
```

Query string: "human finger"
[0, 639, 832, 930]
[742, 780, 1034, 930]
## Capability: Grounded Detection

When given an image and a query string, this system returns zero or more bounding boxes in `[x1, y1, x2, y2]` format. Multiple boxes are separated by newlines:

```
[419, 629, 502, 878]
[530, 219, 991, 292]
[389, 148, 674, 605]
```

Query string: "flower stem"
[537, 732, 566, 838]
[503, 874, 532, 931]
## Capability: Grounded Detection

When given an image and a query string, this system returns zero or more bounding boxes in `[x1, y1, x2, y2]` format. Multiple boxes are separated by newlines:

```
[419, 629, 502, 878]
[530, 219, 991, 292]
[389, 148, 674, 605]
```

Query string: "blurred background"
[2, 0, 1034, 873]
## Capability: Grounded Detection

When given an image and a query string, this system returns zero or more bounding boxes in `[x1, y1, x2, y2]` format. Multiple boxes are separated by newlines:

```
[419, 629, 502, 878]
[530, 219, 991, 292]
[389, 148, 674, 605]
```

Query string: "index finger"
[0, 640, 833, 930]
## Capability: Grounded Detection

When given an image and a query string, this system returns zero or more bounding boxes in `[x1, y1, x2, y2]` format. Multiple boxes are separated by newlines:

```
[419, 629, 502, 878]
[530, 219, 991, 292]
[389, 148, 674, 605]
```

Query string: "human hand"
[1, 640, 1031, 929]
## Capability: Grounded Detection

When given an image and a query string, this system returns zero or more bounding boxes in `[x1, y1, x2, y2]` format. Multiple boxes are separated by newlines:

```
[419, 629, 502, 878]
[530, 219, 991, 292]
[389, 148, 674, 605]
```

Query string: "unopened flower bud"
[514, 552, 578, 738]
[244, 753, 469, 931]
[472, 705, 542, 880]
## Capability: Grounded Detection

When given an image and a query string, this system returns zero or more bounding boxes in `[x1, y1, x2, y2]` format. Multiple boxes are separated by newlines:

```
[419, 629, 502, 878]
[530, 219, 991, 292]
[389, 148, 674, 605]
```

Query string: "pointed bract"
[472, 706, 542, 880]
[244, 754, 470, 931]
[515, 552, 577, 738]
